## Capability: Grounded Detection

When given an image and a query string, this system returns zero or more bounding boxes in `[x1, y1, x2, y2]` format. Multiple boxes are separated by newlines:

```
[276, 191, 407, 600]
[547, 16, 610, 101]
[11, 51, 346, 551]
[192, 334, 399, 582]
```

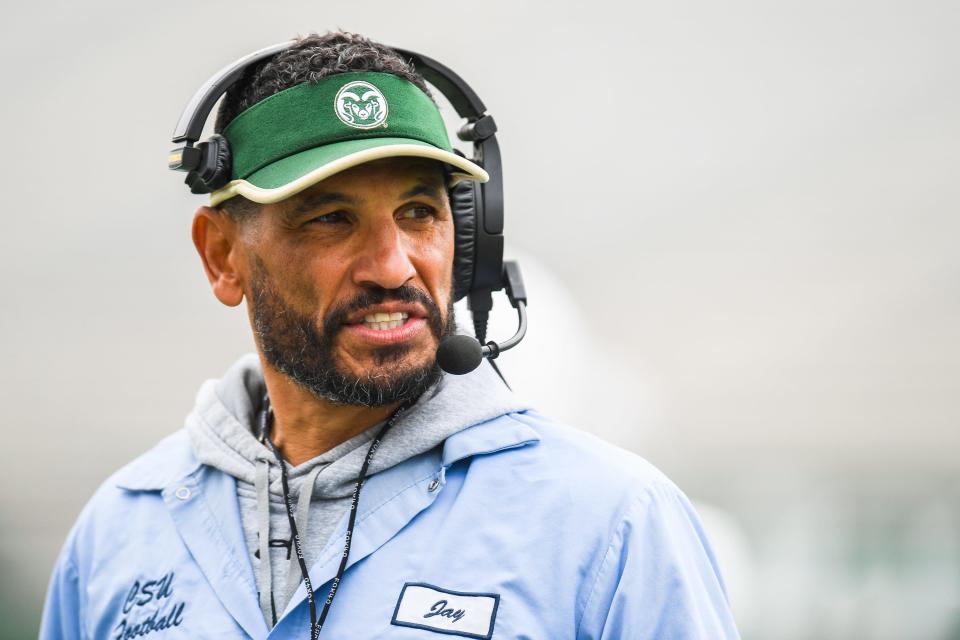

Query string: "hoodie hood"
[186, 353, 531, 499]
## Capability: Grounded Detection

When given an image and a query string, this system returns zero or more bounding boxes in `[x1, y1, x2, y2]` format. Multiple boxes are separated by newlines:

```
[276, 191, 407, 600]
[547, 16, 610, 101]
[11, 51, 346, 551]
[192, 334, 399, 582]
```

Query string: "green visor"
[210, 71, 487, 207]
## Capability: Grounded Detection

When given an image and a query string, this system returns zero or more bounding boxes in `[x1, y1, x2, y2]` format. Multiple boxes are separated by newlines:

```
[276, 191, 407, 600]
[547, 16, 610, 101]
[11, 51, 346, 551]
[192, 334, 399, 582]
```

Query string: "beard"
[248, 258, 455, 407]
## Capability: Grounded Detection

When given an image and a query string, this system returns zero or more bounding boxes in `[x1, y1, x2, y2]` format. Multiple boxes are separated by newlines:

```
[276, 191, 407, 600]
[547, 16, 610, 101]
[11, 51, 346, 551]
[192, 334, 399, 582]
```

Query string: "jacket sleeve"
[39, 534, 84, 640]
[577, 481, 740, 639]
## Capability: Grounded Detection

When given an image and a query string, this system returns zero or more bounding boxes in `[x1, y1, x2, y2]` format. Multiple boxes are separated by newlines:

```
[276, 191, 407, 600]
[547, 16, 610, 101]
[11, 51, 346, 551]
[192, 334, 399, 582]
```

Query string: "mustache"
[323, 285, 445, 339]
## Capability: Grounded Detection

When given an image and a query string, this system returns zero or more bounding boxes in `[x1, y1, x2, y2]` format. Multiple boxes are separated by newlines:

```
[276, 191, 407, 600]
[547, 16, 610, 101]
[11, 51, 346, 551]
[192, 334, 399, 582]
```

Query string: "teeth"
[362, 312, 409, 330]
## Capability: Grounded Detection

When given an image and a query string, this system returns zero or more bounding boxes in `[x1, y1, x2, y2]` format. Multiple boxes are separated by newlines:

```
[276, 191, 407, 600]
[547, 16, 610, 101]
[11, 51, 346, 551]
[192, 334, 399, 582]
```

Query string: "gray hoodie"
[185, 353, 529, 626]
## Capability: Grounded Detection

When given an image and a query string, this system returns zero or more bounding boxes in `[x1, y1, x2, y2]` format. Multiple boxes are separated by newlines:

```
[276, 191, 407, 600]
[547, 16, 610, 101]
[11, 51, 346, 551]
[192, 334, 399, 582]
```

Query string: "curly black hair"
[215, 31, 430, 133]
[215, 31, 432, 221]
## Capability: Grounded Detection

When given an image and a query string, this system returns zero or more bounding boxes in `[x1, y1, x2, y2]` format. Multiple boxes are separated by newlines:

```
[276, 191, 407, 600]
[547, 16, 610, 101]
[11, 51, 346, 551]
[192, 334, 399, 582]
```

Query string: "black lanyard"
[260, 398, 410, 638]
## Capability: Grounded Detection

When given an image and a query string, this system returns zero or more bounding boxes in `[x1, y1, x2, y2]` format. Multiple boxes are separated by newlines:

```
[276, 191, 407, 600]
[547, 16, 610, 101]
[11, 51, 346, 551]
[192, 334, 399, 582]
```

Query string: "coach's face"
[195, 157, 456, 406]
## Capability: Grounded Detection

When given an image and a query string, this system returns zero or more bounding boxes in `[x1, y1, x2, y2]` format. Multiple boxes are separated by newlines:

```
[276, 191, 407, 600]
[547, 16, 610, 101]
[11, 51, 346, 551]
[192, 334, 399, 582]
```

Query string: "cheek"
[255, 247, 342, 316]
[417, 225, 456, 300]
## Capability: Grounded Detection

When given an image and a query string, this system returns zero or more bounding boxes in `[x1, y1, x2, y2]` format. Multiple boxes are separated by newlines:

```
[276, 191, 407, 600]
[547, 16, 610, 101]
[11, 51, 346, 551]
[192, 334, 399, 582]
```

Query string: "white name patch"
[391, 582, 500, 639]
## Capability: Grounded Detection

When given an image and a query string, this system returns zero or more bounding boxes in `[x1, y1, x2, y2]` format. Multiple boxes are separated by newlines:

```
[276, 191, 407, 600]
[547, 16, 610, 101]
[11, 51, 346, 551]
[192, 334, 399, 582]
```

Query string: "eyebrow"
[400, 183, 445, 201]
[287, 180, 446, 219]
[290, 192, 360, 216]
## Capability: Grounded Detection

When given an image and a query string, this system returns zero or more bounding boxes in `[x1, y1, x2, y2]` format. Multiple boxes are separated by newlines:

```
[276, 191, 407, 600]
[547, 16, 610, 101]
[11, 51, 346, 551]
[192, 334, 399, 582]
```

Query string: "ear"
[192, 206, 245, 307]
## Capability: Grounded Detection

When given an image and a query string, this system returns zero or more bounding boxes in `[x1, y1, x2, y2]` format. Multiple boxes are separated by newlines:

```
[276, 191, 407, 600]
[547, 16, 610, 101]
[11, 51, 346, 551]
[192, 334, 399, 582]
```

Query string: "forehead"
[281, 157, 447, 209]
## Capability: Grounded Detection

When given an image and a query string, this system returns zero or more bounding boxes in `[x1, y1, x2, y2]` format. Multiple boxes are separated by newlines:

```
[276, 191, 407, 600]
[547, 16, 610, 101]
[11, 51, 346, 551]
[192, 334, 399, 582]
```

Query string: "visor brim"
[210, 138, 488, 207]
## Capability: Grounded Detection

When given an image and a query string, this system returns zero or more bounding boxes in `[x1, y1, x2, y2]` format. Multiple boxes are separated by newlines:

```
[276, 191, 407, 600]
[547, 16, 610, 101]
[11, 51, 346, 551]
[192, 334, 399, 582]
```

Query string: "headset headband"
[172, 43, 487, 143]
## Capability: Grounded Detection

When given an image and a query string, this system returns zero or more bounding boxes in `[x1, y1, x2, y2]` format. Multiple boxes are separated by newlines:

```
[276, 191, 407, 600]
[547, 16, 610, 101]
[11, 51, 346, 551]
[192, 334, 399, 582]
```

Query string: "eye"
[398, 205, 436, 221]
[307, 210, 349, 225]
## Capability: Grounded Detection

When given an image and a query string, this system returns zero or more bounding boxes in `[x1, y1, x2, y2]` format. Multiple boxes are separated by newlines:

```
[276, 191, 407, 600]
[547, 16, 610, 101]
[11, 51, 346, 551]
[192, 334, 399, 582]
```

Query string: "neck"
[259, 358, 400, 466]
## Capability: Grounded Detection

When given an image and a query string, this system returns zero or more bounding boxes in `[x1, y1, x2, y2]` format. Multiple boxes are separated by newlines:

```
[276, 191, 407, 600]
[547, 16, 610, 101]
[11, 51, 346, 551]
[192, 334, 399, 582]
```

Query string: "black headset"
[170, 41, 526, 373]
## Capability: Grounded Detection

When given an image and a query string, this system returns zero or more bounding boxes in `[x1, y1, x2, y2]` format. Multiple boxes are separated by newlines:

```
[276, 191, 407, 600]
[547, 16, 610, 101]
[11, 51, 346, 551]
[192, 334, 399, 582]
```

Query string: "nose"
[350, 221, 417, 290]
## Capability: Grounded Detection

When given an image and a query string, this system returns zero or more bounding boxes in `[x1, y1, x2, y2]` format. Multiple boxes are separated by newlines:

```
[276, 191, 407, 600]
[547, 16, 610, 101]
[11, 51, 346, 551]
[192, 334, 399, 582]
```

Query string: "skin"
[192, 157, 455, 465]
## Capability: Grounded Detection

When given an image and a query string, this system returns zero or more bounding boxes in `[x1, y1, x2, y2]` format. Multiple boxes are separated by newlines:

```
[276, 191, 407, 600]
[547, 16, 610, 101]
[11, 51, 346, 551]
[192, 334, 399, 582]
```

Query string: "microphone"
[436, 261, 527, 375]
[436, 335, 485, 375]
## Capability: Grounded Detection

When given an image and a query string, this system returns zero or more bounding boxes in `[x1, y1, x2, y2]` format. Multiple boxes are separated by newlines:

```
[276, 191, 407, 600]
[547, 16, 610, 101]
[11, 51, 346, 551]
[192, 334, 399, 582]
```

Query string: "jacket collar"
[441, 413, 540, 468]
[114, 411, 539, 493]
[114, 429, 203, 491]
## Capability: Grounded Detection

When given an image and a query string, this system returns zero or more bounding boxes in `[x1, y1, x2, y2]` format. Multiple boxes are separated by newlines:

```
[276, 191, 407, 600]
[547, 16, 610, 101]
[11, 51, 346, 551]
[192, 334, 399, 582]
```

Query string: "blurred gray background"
[2, 0, 958, 638]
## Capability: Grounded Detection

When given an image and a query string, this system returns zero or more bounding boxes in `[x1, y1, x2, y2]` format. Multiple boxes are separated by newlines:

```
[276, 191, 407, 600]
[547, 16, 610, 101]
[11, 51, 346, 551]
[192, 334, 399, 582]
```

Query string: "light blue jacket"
[42, 407, 739, 639]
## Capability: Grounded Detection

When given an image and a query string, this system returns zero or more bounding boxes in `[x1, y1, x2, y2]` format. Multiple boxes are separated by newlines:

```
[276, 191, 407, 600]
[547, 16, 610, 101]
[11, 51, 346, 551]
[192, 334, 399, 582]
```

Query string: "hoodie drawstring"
[255, 456, 274, 623]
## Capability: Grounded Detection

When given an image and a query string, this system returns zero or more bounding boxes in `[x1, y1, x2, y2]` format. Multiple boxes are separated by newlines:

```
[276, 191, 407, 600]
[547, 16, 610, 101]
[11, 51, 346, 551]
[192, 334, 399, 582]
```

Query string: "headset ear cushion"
[186, 134, 233, 194]
[203, 134, 233, 192]
[449, 180, 477, 302]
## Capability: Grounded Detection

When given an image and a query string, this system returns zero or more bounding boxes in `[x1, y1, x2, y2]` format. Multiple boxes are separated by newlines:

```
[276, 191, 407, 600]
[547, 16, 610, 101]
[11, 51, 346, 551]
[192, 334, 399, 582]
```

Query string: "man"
[41, 31, 739, 639]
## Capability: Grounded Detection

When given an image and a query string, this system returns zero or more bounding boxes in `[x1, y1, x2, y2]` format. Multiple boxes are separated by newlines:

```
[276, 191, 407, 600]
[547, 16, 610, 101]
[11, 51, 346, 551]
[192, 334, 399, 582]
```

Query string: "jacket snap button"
[175, 487, 191, 500]
[428, 479, 440, 492]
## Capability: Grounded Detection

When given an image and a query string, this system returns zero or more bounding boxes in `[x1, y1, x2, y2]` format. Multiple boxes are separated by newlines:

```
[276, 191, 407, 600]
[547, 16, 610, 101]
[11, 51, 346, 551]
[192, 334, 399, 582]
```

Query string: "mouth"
[342, 303, 431, 345]
[360, 311, 410, 331]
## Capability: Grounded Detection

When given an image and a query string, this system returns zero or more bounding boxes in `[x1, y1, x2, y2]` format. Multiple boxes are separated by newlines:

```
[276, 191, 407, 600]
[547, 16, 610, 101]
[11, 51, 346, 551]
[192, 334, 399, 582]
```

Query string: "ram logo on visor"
[334, 80, 389, 129]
